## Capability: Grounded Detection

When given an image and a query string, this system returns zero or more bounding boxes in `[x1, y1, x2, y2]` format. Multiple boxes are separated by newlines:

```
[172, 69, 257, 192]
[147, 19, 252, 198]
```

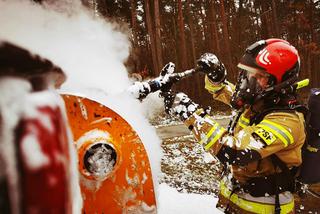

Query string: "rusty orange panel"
[62, 94, 156, 213]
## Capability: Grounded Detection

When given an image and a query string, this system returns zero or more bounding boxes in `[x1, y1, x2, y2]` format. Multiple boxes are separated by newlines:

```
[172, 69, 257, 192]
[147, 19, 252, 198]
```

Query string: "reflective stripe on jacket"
[184, 75, 305, 213]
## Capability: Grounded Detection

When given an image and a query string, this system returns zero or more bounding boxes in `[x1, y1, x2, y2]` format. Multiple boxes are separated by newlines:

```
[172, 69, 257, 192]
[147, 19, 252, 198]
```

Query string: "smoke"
[0, 0, 130, 94]
[0, 0, 163, 208]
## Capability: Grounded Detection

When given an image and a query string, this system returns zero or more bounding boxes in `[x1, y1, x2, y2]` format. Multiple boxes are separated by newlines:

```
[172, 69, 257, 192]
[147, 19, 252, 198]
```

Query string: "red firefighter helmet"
[231, 39, 300, 109]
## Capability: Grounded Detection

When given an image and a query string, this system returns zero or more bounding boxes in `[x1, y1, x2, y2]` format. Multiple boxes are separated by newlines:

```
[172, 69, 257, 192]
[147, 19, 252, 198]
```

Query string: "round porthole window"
[83, 142, 117, 179]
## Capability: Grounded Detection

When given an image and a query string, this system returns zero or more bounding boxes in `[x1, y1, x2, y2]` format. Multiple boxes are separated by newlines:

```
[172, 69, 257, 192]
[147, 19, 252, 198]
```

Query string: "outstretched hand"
[157, 62, 179, 92]
[197, 53, 226, 83]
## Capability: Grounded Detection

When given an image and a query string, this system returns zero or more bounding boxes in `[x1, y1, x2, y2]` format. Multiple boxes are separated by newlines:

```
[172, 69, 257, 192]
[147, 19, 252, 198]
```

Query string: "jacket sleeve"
[204, 75, 235, 106]
[185, 110, 305, 166]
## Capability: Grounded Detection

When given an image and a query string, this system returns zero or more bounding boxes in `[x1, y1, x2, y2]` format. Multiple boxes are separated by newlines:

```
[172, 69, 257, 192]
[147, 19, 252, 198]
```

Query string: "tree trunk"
[237, 0, 243, 48]
[177, 0, 188, 70]
[220, 0, 234, 79]
[185, 0, 197, 66]
[129, 0, 140, 72]
[199, 1, 209, 49]
[259, 2, 270, 39]
[209, 0, 220, 53]
[172, 9, 179, 66]
[144, 0, 158, 76]
[130, 0, 138, 45]
[154, 0, 163, 74]
[271, 0, 280, 37]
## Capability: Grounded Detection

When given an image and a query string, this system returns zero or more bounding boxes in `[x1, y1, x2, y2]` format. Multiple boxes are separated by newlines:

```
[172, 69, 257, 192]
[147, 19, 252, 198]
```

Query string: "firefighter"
[162, 38, 306, 214]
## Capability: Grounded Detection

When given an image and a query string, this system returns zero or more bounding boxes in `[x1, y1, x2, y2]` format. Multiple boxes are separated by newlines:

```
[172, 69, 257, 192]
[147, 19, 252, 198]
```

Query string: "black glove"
[163, 91, 199, 121]
[157, 62, 180, 92]
[197, 53, 226, 83]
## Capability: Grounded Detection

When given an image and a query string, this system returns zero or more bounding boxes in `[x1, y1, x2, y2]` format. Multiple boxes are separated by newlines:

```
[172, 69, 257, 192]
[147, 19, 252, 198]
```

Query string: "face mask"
[231, 69, 271, 109]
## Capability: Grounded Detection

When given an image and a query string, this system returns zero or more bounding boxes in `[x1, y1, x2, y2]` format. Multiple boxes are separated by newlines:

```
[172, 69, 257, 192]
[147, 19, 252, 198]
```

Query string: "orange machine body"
[62, 94, 156, 213]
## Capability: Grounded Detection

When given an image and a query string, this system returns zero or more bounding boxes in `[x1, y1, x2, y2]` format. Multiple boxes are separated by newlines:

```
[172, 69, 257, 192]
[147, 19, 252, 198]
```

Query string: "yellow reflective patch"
[199, 126, 216, 145]
[204, 76, 224, 93]
[240, 115, 250, 124]
[262, 120, 294, 144]
[220, 181, 295, 214]
[198, 121, 226, 151]
[256, 119, 294, 147]
[254, 128, 277, 145]
[239, 122, 247, 129]
[238, 114, 250, 129]
[307, 145, 318, 152]
[204, 127, 226, 151]
[296, 79, 309, 89]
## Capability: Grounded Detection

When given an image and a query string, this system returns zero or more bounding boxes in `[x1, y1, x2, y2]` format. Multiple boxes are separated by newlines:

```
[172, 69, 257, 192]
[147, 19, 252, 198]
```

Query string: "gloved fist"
[158, 62, 179, 92]
[197, 53, 226, 83]
[160, 62, 175, 77]
[163, 91, 199, 121]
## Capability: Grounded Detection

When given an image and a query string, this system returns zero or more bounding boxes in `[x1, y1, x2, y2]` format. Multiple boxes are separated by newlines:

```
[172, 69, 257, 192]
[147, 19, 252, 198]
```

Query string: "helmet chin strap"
[231, 73, 261, 109]
[252, 74, 299, 106]
[257, 75, 298, 99]
[231, 70, 298, 110]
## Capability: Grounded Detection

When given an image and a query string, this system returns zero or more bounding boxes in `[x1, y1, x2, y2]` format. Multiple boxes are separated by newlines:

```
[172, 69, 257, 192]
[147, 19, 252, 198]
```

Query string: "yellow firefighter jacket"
[184, 76, 306, 214]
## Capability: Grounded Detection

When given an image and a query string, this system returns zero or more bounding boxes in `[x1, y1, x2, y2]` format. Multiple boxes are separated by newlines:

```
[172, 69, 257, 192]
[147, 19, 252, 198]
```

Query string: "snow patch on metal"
[0, 77, 31, 214]
[76, 129, 111, 149]
[90, 117, 112, 125]
[125, 169, 140, 186]
[80, 176, 104, 192]
[127, 201, 156, 214]
[114, 186, 156, 214]
[20, 133, 50, 170]
[78, 98, 88, 120]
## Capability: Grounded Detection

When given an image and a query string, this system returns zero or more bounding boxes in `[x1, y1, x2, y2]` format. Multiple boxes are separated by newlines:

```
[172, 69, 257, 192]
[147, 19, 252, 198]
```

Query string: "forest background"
[71, 0, 320, 108]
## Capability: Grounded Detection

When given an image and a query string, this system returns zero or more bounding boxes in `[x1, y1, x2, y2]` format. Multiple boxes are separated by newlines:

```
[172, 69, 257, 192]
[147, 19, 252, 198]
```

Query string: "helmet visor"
[231, 68, 273, 109]
[243, 69, 272, 90]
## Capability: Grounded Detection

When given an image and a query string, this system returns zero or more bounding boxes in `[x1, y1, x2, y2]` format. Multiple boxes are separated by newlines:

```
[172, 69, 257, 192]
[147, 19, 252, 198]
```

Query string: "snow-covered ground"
[156, 121, 224, 213]
[158, 183, 220, 214]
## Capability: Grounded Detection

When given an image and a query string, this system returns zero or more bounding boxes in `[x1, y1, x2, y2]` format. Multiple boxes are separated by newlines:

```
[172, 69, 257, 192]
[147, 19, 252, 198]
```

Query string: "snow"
[75, 129, 119, 180]
[158, 183, 220, 214]
[86, 144, 116, 178]
[90, 117, 112, 125]
[203, 152, 216, 164]
[79, 99, 88, 120]
[127, 81, 151, 99]
[75, 129, 110, 149]
[248, 136, 264, 150]
[0, 0, 165, 198]
[0, 77, 32, 213]
[22, 90, 65, 132]
[0, 1, 228, 213]
[20, 133, 50, 170]
[199, 53, 220, 66]
[0, 0, 130, 95]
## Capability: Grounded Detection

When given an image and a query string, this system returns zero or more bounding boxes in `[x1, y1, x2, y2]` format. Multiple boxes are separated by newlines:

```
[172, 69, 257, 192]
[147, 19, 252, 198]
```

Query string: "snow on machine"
[0, 41, 156, 213]
[0, 41, 74, 213]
